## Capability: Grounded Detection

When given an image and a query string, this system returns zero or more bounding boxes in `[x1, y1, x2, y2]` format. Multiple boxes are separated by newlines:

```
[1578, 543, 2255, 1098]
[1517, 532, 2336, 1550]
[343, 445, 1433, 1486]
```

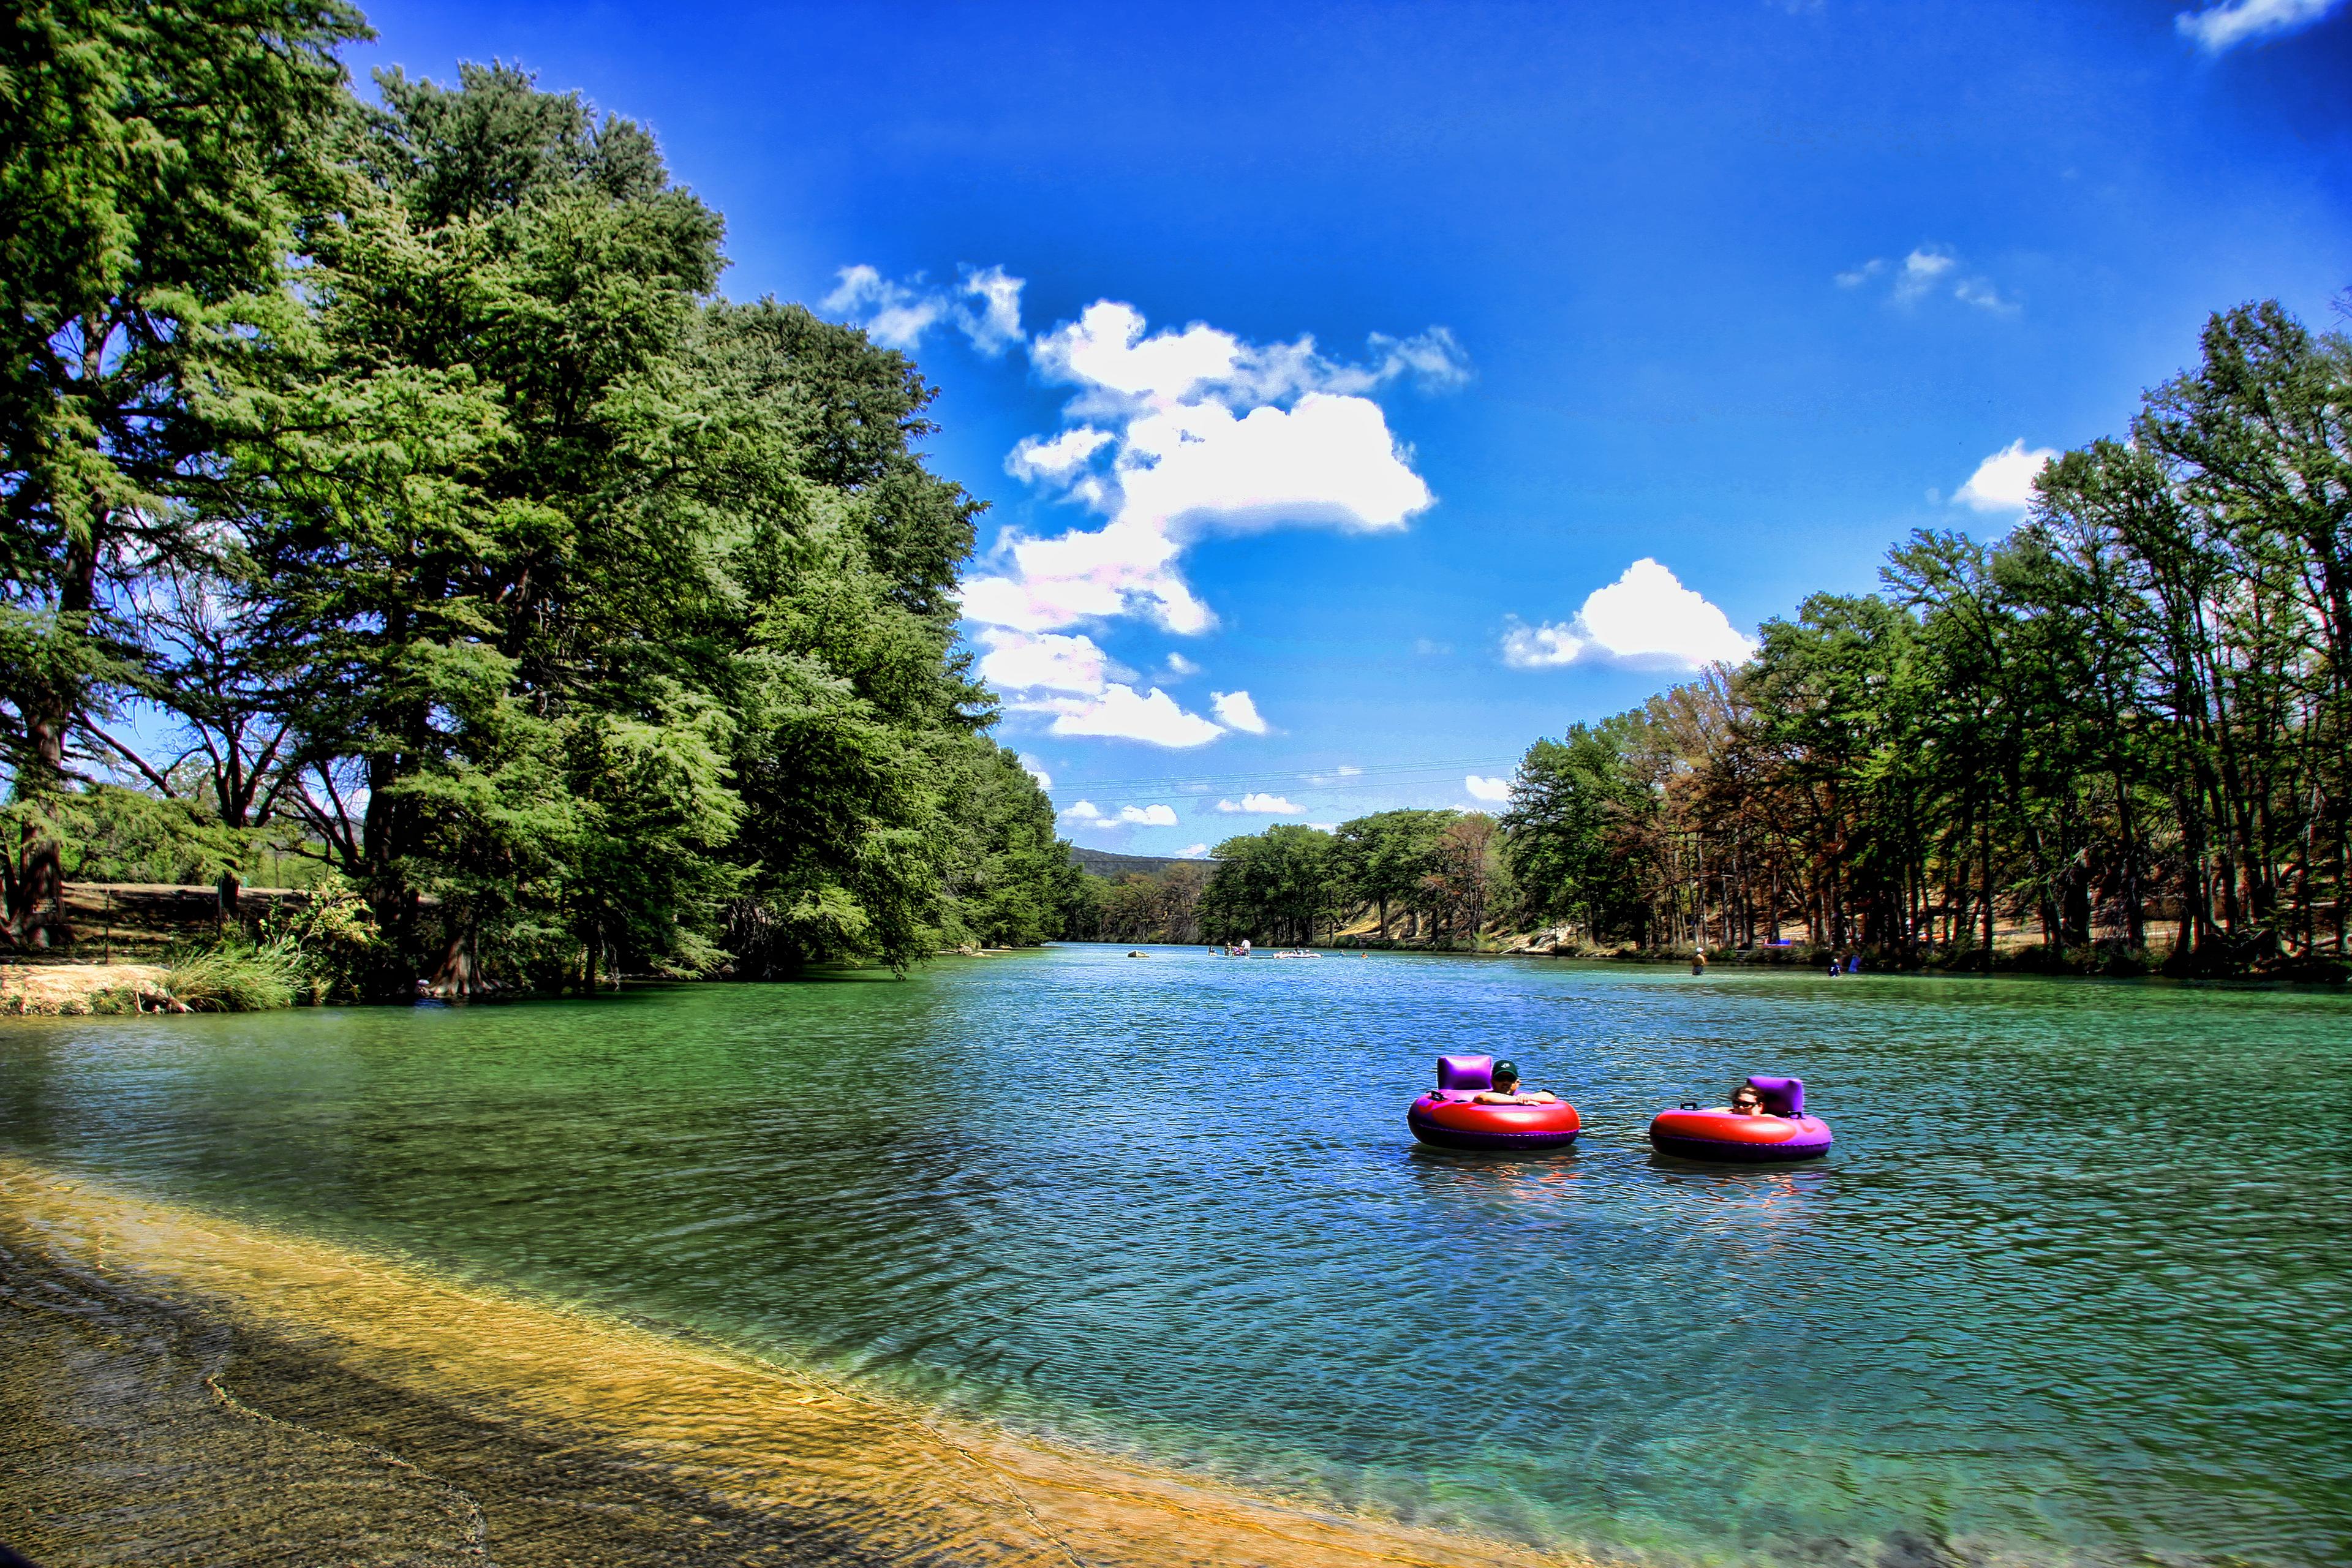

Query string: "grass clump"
[164, 940, 304, 1012]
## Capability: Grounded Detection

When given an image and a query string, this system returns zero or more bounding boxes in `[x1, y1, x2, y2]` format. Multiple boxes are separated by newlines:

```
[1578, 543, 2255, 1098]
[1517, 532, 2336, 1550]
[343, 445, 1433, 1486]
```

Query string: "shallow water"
[2, 949, 2345, 1567]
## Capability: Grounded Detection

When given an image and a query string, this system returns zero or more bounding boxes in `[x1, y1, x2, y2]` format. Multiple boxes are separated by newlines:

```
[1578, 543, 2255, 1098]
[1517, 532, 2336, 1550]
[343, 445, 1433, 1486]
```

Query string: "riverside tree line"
[1120, 301, 2350, 977]
[2, 1, 1079, 992]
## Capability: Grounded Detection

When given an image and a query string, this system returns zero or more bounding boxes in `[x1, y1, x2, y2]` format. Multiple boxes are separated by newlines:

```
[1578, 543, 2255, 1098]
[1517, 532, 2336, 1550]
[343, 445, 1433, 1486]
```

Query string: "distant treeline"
[1120, 301, 2351, 977]
[1066, 812, 1506, 949]
[2, 7, 1079, 992]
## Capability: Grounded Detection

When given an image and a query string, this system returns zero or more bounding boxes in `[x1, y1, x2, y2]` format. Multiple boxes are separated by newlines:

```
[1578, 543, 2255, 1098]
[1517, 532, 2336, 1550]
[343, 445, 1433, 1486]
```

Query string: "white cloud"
[1363, 328, 1475, 392]
[1841, 246, 2018, 315]
[1058, 800, 1121, 834]
[1464, 774, 1513, 802]
[1177, 842, 1210, 858]
[1216, 792, 1305, 815]
[974, 622, 1227, 748]
[1033, 684, 1225, 747]
[1954, 439, 2060, 513]
[960, 265, 1025, 355]
[824, 263, 1029, 356]
[1163, 652, 1200, 677]
[1953, 277, 2018, 315]
[961, 299, 1462, 649]
[1304, 764, 1362, 785]
[1210, 690, 1268, 734]
[1060, 797, 1178, 831]
[975, 627, 1119, 694]
[824, 265, 947, 350]
[1502, 559, 1758, 671]
[1007, 426, 1115, 484]
[1019, 753, 1052, 791]
[1893, 247, 1956, 304]
[2177, 0, 2345, 51]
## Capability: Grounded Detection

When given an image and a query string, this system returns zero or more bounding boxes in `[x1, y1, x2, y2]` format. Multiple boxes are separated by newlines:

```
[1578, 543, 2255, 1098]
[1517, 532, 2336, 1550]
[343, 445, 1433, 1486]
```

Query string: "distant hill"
[1068, 846, 1208, 879]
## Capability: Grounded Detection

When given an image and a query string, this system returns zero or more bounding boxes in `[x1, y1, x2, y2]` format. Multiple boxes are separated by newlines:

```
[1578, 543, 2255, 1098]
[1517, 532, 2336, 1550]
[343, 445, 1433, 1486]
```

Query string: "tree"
[1430, 812, 1507, 949]
[1331, 808, 1452, 937]
[1200, 824, 1339, 945]
[1, 0, 367, 943]
[1505, 717, 1656, 944]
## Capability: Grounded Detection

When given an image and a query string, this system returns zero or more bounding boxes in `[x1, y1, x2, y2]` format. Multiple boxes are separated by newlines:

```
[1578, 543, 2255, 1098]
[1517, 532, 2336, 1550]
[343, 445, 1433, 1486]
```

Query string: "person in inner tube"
[1469, 1060, 1562, 1105]
[1728, 1083, 1768, 1116]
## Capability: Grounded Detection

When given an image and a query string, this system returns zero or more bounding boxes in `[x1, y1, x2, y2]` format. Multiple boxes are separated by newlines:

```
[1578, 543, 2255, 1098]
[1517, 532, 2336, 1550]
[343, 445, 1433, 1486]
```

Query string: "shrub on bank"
[164, 942, 305, 1012]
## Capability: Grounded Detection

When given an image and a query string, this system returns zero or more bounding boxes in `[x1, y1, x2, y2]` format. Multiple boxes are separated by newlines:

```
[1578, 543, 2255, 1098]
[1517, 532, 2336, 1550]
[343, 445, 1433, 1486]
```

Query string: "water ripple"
[2, 949, 2347, 1567]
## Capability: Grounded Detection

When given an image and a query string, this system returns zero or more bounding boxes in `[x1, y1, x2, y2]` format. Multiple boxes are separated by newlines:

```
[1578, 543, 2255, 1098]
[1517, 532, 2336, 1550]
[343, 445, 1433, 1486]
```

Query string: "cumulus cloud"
[1211, 690, 1268, 734]
[948, 293, 1469, 748]
[970, 623, 1229, 748]
[1216, 792, 1305, 815]
[1464, 774, 1513, 802]
[960, 300, 1461, 697]
[975, 627, 1119, 694]
[2177, 0, 2345, 51]
[1954, 439, 2060, 513]
[1502, 559, 1758, 671]
[1018, 754, 1052, 791]
[1177, 842, 1210, 858]
[1031, 684, 1226, 747]
[1839, 246, 2017, 314]
[824, 263, 1028, 356]
[1007, 427, 1116, 486]
[1060, 798, 1180, 831]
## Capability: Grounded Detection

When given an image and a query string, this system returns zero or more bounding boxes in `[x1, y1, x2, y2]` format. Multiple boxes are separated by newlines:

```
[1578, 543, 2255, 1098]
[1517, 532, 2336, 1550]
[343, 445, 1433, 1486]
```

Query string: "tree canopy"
[2, 13, 1076, 987]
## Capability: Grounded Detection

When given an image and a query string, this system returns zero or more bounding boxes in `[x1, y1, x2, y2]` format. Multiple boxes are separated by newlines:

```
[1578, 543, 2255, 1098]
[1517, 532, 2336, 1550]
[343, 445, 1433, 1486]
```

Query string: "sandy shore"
[0, 1159, 1593, 1568]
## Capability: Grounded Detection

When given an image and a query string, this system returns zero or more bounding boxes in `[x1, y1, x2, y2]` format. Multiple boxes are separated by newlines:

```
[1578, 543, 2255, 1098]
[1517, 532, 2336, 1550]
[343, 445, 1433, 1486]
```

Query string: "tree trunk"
[6, 705, 71, 949]
[426, 928, 481, 998]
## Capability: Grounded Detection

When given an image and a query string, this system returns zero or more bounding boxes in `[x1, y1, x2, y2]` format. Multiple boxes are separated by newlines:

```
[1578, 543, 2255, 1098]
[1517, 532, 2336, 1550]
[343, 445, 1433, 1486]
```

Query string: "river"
[2, 946, 2345, 1567]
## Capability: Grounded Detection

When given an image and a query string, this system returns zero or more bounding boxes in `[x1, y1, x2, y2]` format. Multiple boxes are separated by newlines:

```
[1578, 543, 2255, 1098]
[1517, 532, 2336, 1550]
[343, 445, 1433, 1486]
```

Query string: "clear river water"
[2, 946, 2346, 1567]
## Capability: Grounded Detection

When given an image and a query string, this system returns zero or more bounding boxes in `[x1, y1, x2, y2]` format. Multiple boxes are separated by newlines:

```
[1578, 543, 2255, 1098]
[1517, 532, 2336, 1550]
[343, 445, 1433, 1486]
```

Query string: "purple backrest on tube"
[1746, 1076, 1804, 1116]
[1437, 1055, 1494, 1091]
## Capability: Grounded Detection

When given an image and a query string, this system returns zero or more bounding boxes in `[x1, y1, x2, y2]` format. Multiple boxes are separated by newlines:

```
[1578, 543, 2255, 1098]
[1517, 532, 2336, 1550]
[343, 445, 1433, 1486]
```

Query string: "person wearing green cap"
[1469, 1060, 1562, 1106]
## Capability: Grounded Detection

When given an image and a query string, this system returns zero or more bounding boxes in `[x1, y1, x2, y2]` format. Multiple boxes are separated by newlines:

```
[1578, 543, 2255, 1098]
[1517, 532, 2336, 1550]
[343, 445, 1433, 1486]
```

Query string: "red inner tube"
[1648, 1108, 1833, 1160]
[1649, 1109, 1800, 1145]
[1408, 1096, 1581, 1148]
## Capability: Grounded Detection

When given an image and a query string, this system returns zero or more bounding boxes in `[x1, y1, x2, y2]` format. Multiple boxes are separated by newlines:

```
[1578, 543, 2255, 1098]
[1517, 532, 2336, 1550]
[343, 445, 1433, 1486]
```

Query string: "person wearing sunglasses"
[1728, 1084, 1768, 1116]
[1469, 1060, 1563, 1106]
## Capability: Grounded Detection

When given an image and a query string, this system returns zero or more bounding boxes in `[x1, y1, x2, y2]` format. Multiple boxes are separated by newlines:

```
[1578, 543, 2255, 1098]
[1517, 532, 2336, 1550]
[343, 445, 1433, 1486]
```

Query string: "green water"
[2, 948, 2346, 1566]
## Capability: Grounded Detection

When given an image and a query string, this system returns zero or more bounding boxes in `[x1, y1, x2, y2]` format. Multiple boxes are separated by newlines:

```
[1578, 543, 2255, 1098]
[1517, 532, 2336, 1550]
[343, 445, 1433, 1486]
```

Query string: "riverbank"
[0, 963, 178, 1016]
[0, 1158, 1595, 1568]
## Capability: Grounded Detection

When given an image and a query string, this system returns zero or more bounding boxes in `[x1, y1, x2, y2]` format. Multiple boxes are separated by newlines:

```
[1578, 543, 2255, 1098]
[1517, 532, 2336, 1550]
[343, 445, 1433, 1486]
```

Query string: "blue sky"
[353, 0, 2352, 854]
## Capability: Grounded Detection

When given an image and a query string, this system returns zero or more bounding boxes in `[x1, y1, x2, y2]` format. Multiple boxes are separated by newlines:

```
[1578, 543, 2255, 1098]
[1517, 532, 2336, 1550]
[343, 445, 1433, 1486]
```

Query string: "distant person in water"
[1728, 1083, 1768, 1116]
[1471, 1060, 1562, 1106]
